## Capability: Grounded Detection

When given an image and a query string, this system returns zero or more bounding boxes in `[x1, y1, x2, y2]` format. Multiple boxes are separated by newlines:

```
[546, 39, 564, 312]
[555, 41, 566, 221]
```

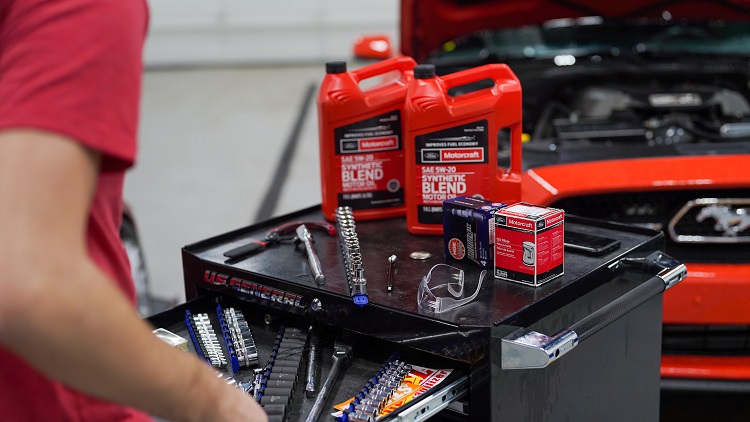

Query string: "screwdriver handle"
[223, 241, 266, 259]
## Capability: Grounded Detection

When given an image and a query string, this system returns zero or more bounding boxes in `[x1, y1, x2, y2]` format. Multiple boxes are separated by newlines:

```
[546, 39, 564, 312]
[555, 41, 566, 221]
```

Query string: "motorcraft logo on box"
[546, 212, 564, 226]
[507, 217, 534, 230]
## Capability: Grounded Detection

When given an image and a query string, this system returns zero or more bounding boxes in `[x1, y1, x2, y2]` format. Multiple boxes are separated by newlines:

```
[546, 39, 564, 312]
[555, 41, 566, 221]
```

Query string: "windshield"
[431, 17, 750, 61]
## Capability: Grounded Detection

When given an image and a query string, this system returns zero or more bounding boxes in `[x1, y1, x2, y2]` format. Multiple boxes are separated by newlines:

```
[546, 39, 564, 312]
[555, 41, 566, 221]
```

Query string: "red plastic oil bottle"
[317, 57, 417, 221]
[404, 64, 523, 235]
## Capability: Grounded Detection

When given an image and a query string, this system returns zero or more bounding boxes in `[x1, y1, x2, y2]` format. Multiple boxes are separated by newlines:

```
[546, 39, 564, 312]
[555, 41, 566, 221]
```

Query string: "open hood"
[401, 0, 750, 61]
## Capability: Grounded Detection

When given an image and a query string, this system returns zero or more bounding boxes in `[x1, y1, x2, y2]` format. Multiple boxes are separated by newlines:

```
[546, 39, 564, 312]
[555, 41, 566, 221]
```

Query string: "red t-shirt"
[0, 0, 151, 420]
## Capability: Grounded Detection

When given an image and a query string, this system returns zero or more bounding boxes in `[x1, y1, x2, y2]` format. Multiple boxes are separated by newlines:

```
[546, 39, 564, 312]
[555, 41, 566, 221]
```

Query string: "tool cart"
[148, 206, 685, 421]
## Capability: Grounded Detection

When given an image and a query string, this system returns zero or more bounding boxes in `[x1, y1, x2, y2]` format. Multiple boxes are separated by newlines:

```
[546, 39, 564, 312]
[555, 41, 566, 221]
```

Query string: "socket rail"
[335, 206, 369, 306]
[184, 310, 227, 368]
[253, 326, 309, 421]
[337, 353, 411, 422]
[217, 304, 259, 372]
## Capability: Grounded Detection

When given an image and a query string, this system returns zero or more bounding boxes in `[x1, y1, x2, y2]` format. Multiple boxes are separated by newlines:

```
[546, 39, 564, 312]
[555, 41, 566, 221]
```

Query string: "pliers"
[223, 220, 336, 260]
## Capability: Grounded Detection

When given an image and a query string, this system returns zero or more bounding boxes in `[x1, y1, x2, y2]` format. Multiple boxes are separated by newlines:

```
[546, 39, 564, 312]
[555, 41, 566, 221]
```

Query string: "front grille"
[550, 189, 750, 264]
[663, 325, 750, 356]
[669, 198, 750, 244]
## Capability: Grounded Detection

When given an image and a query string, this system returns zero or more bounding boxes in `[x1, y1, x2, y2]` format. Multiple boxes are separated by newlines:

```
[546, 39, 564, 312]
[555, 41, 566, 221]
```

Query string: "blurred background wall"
[144, 0, 398, 67]
[125, 1, 399, 305]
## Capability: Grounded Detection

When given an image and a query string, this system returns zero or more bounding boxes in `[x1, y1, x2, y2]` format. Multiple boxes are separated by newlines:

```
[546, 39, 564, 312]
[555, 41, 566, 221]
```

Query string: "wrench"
[305, 325, 318, 398]
[304, 339, 353, 422]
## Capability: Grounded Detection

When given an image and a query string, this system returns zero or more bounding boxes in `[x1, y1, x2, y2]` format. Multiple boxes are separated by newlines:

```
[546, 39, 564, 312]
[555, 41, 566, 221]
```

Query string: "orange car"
[402, 0, 750, 390]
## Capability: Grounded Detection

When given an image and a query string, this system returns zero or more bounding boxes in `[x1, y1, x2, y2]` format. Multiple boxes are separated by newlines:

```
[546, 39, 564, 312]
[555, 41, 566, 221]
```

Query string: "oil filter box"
[494, 202, 564, 287]
[443, 196, 507, 269]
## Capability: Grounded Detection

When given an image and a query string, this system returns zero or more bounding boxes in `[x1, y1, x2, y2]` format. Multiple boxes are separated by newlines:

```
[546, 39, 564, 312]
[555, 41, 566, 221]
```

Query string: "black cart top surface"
[182, 206, 663, 333]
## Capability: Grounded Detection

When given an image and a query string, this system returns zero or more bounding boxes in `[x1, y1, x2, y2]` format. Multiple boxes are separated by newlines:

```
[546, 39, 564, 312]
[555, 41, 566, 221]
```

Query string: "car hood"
[400, 0, 750, 61]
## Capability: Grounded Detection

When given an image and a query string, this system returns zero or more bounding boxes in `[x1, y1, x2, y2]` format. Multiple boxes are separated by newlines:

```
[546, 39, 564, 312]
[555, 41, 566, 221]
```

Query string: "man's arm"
[0, 129, 266, 422]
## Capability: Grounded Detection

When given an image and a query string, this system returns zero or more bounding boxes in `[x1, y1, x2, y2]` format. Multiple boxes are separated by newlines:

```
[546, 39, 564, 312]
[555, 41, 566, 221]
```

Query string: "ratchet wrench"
[295, 224, 325, 284]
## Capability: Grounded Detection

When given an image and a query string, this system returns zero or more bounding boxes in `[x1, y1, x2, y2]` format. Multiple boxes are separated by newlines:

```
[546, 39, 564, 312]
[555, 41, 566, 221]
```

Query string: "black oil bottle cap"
[414, 64, 436, 79]
[326, 61, 347, 74]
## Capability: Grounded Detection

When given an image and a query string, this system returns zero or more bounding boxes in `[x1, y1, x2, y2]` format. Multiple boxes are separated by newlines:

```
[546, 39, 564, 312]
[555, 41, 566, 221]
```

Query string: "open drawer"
[148, 293, 471, 421]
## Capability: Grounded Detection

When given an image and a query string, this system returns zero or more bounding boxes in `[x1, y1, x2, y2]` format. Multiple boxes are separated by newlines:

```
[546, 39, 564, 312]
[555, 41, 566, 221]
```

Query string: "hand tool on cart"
[223, 220, 335, 261]
[294, 224, 326, 284]
[387, 255, 396, 292]
[305, 325, 319, 398]
[305, 338, 353, 422]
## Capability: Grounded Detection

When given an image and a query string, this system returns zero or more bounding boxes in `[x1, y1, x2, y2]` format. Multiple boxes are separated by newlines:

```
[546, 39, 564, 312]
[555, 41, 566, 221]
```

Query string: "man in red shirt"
[0, 1, 266, 420]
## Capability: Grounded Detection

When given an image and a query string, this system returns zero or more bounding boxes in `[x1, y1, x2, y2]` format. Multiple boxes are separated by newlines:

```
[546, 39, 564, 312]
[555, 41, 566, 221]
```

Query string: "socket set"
[334, 206, 369, 306]
[254, 326, 309, 420]
[184, 310, 227, 368]
[156, 298, 473, 421]
[217, 304, 259, 371]
[337, 353, 412, 422]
